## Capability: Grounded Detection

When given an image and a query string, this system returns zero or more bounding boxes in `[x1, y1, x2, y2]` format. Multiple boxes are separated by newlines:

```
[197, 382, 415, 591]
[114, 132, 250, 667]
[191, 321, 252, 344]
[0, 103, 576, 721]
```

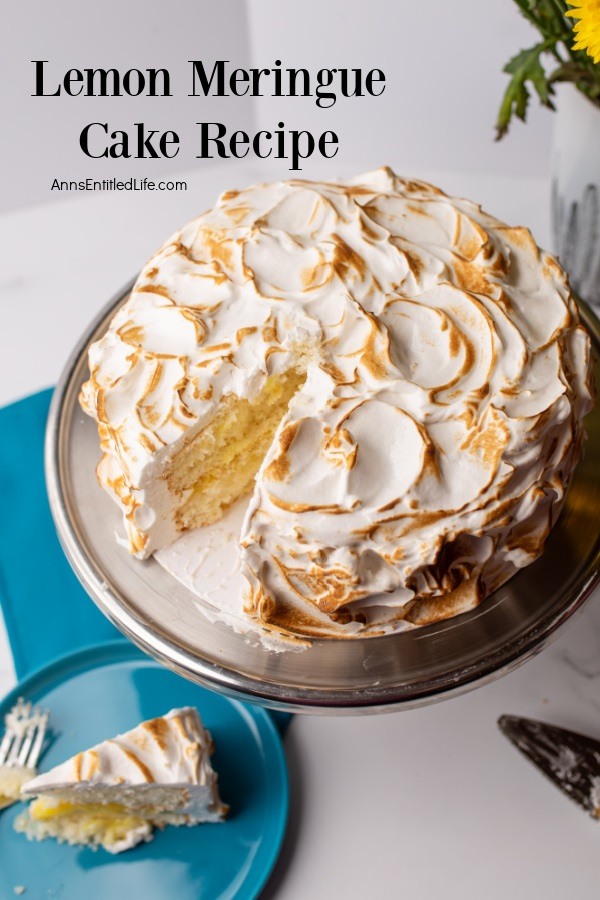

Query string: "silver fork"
[0, 698, 49, 810]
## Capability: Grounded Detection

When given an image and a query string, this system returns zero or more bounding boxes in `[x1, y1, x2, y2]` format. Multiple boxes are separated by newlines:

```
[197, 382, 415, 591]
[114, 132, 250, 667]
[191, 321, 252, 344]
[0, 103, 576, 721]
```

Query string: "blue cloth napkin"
[0, 389, 119, 675]
[0, 390, 290, 733]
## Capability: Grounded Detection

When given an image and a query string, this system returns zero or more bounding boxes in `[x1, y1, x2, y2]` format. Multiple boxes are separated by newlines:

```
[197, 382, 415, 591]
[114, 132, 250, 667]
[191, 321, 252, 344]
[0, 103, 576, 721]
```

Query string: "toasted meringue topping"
[80, 167, 594, 641]
[22, 708, 215, 792]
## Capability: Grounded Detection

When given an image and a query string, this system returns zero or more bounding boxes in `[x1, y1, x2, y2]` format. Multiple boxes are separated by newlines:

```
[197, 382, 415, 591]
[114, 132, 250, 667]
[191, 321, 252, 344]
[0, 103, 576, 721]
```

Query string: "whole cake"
[16, 707, 227, 853]
[80, 167, 594, 641]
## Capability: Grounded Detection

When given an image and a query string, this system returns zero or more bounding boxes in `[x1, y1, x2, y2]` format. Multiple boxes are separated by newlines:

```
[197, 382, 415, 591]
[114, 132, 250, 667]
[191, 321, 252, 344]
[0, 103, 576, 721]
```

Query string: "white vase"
[551, 85, 600, 311]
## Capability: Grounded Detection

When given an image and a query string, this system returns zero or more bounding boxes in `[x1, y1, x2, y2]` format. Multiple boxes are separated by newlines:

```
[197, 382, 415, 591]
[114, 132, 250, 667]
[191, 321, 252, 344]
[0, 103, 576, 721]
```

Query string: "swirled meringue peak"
[81, 167, 594, 644]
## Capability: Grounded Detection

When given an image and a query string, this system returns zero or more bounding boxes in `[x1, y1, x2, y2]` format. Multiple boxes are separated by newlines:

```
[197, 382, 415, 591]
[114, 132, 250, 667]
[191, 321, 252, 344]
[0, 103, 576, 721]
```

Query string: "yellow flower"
[567, 1, 600, 63]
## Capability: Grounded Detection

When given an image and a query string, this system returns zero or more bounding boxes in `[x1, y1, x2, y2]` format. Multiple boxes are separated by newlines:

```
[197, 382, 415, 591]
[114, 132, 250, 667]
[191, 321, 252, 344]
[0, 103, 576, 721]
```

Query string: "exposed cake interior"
[16, 783, 222, 853]
[168, 368, 306, 531]
[0, 766, 35, 808]
[18, 793, 153, 852]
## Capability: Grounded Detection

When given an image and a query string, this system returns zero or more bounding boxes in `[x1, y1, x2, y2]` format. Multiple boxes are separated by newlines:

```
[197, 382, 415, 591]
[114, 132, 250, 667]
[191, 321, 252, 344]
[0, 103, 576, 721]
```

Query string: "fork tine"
[0, 728, 14, 766]
[6, 730, 25, 766]
[26, 710, 49, 769]
[0, 698, 23, 766]
[14, 698, 31, 720]
[17, 713, 39, 767]
[1, 699, 50, 771]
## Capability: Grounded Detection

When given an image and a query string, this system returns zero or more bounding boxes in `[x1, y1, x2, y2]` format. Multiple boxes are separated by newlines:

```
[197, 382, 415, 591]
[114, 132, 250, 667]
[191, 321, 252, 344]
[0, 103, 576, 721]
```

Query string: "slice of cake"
[15, 707, 227, 853]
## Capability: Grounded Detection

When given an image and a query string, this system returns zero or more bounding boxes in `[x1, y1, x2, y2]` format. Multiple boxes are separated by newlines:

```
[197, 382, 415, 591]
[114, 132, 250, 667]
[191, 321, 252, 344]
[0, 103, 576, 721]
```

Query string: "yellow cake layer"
[169, 369, 306, 530]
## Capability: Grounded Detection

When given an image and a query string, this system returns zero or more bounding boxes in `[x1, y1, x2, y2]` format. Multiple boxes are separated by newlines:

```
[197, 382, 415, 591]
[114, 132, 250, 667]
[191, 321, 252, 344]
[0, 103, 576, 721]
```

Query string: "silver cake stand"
[45, 283, 600, 714]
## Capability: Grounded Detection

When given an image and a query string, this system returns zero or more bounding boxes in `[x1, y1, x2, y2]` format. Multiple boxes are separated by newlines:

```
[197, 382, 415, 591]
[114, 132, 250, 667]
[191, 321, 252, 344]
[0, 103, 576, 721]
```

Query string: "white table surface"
[1, 161, 599, 899]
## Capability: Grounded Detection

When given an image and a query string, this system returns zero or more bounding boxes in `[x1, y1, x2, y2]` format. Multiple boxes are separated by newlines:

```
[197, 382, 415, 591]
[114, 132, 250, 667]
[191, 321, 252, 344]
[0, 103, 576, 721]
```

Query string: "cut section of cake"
[15, 707, 227, 853]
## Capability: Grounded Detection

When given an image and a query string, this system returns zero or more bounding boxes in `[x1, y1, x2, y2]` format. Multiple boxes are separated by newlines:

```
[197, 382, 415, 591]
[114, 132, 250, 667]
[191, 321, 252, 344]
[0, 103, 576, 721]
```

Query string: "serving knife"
[498, 714, 600, 820]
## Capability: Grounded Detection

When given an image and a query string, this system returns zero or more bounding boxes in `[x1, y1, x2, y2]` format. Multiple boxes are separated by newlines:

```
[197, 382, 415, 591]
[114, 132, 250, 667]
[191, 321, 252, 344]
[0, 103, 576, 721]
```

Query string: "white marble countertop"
[1, 161, 599, 899]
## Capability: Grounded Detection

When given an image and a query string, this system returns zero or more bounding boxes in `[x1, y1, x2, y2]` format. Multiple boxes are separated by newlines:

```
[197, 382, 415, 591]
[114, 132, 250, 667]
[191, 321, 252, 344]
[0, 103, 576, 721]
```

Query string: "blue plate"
[0, 641, 288, 900]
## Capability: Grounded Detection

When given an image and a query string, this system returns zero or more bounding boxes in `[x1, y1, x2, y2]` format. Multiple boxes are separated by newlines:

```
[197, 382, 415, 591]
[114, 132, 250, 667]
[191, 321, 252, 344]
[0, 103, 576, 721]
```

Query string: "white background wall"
[3, 0, 554, 212]
[246, 0, 554, 179]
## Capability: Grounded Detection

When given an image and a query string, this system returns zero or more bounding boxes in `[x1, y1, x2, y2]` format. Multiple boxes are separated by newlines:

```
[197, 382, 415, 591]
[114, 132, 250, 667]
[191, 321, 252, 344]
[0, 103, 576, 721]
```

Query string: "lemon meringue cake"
[80, 167, 594, 641]
[16, 707, 227, 853]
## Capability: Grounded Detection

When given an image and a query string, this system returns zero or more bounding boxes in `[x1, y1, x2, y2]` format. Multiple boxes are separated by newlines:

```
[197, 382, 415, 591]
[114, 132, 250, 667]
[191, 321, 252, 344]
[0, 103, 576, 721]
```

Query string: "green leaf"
[496, 0, 600, 140]
[496, 41, 555, 139]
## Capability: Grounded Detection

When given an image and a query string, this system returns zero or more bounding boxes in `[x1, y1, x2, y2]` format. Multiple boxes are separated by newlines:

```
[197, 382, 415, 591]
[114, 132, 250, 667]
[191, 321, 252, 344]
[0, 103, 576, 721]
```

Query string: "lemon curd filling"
[168, 369, 306, 531]
[30, 797, 137, 822]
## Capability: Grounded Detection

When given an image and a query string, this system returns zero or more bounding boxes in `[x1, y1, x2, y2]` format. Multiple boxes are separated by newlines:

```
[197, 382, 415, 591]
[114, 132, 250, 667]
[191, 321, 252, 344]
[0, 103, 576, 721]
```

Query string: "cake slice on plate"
[15, 707, 228, 853]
